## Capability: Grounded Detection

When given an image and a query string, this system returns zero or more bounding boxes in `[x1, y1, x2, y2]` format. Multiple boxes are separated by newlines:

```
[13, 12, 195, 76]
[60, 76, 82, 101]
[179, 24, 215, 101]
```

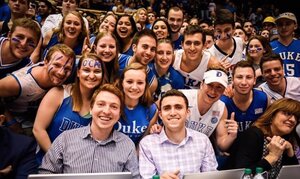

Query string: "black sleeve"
[234, 127, 273, 172]
[14, 137, 38, 179]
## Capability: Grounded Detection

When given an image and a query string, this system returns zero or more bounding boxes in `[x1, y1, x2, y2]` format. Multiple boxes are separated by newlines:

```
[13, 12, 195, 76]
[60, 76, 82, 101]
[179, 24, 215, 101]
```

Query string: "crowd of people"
[0, 0, 300, 179]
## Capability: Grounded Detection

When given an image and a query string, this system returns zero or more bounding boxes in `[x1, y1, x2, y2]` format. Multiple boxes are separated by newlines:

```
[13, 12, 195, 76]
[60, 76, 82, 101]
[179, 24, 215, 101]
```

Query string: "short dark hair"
[260, 53, 283, 71]
[160, 89, 189, 110]
[183, 25, 206, 44]
[232, 60, 255, 77]
[132, 28, 157, 45]
[214, 9, 234, 27]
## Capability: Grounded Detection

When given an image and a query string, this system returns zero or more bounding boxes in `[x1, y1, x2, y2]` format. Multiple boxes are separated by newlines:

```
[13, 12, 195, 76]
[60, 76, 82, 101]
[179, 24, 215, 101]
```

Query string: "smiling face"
[9, 26, 38, 59]
[99, 15, 116, 33]
[46, 51, 74, 86]
[271, 111, 297, 136]
[155, 42, 173, 70]
[200, 82, 225, 105]
[90, 91, 121, 131]
[160, 96, 189, 132]
[167, 9, 184, 33]
[122, 69, 146, 102]
[63, 13, 82, 39]
[116, 16, 133, 39]
[132, 35, 156, 65]
[182, 33, 204, 62]
[261, 60, 284, 88]
[247, 39, 265, 60]
[77, 58, 103, 90]
[94, 35, 117, 62]
[152, 20, 169, 40]
[233, 67, 256, 95]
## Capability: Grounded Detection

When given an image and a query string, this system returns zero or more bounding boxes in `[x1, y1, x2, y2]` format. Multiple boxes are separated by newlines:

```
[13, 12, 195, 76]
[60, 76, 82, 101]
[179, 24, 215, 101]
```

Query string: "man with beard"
[0, 44, 75, 135]
[259, 53, 300, 103]
[0, 18, 40, 79]
[118, 29, 158, 94]
[173, 25, 220, 89]
[167, 6, 184, 50]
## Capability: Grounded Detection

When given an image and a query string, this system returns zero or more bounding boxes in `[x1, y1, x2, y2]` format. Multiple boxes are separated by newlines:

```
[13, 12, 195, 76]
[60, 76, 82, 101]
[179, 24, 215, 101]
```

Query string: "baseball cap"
[263, 16, 275, 24]
[203, 70, 228, 88]
[276, 12, 297, 24]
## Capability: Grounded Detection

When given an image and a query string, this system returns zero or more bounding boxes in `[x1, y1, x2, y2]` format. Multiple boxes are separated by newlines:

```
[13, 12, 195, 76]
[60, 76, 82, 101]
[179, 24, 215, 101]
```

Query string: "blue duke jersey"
[221, 89, 268, 134]
[149, 62, 185, 101]
[36, 85, 91, 163]
[118, 54, 156, 86]
[173, 49, 210, 89]
[173, 34, 183, 50]
[271, 39, 300, 77]
[114, 103, 157, 144]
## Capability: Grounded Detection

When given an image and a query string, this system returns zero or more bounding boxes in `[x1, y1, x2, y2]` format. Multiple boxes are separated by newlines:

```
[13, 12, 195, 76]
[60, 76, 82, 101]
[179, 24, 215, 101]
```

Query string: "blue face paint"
[226, 33, 231, 39]
[12, 37, 36, 48]
[82, 59, 102, 69]
[214, 34, 221, 40]
[12, 37, 21, 43]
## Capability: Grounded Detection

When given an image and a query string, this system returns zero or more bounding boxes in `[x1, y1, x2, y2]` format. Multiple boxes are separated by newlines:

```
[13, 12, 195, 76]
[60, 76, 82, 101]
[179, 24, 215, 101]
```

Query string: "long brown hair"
[72, 53, 107, 112]
[118, 62, 153, 107]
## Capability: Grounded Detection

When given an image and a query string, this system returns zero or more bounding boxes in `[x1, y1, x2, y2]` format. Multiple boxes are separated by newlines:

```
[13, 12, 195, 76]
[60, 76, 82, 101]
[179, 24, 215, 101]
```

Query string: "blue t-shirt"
[173, 34, 183, 50]
[220, 89, 268, 134]
[271, 39, 300, 77]
[149, 62, 185, 100]
[114, 103, 157, 144]
[118, 54, 156, 85]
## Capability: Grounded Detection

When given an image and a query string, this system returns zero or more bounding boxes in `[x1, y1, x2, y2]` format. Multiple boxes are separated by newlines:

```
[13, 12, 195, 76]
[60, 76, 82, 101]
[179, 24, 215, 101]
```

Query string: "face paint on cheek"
[214, 34, 221, 40]
[226, 33, 231, 39]
[256, 47, 263, 51]
[52, 54, 64, 62]
[11, 37, 21, 44]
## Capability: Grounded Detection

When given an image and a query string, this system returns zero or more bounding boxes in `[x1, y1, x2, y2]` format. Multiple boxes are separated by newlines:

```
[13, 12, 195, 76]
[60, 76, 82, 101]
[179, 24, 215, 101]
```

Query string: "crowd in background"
[1, 0, 300, 179]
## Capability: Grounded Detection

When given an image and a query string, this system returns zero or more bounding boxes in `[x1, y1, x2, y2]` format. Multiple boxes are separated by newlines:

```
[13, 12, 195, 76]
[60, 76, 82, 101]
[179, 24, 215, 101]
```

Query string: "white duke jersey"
[259, 77, 300, 103]
[208, 37, 244, 83]
[180, 89, 225, 137]
[173, 50, 210, 89]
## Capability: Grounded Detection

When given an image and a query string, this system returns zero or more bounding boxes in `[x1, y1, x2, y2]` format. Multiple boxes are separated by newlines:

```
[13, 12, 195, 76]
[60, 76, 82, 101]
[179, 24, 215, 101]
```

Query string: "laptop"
[277, 165, 300, 179]
[28, 172, 132, 179]
[183, 168, 244, 179]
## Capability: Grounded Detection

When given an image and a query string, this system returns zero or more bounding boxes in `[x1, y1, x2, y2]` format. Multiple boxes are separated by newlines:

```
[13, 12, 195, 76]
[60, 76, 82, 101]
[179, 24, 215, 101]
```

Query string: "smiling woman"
[226, 98, 300, 179]
[42, 11, 88, 58]
[33, 53, 106, 164]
